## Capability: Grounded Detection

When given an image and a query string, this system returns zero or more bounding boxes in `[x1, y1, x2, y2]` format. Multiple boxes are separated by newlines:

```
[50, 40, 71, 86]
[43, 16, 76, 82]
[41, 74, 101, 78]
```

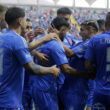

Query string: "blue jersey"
[62, 40, 94, 95]
[63, 33, 76, 48]
[24, 34, 45, 87]
[33, 39, 68, 91]
[57, 34, 76, 85]
[85, 31, 110, 95]
[0, 30, 32, 108]
[0, 32, 3, 36]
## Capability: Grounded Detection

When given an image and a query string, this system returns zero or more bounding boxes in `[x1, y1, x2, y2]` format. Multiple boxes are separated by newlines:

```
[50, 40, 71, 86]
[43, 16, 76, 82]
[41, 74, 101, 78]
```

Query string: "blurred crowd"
[24, 7, 107, 40]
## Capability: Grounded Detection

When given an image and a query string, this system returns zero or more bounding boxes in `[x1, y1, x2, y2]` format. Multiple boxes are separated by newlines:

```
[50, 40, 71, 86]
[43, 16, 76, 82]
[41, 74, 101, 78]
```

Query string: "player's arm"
[60, 64, 94, 79]
[24, 62, 60, 77]
[55, 37, 76, 58]
[63, 45, 76, 57]
[14, 36, 60, 77]
[50, 41, 94, 79]
[28, 33, 58, 51]
[86, 80, 95, 110]
[85, 37, 96, 79]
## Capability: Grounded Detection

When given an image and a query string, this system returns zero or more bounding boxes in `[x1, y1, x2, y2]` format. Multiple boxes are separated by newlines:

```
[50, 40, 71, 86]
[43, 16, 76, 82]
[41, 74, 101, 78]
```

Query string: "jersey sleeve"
[72, 42, 86, 58]
[13, 36, 33, 65]
[51, 41, 68, 66]
[87, 80, 96, 107]
[84, 38, 95, 62]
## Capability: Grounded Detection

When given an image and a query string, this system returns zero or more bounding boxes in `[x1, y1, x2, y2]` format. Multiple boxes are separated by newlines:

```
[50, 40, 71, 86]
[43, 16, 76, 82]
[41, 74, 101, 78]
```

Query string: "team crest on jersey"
[69, 38, 73, 45]
[93, 103, 106, 110]
[64, 39, 68, 43]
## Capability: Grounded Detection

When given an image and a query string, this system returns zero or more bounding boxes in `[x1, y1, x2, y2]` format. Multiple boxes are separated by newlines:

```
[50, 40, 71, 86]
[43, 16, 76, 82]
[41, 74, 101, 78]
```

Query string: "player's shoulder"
[48, 40, 63, 50]
[92, 31, 109, 40]
[49, 40, 61, 46]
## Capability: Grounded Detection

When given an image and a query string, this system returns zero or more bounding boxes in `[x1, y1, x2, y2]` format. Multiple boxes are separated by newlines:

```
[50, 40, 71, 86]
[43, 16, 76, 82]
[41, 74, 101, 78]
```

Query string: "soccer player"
[32, 16, 94, 110]
[56, 8, 78, 110]
[22, 18, 34, 110]
[59, 20, 98, 110]
[85, 12, 110, 110]
[22, 18, 59, 110]
[86, 19, 105, 110]
[0, 7, 60, 110]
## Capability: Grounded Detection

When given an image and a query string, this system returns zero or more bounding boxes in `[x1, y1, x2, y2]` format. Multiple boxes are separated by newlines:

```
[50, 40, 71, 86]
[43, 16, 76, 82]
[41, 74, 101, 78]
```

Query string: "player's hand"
[35, 52, 49, 66]
[44, 33, 59, 41]
[50, 65, 60, 77]
[34, 28, 45, 36]
[47, 25, 60, 35]
[86, 107, 91, 110]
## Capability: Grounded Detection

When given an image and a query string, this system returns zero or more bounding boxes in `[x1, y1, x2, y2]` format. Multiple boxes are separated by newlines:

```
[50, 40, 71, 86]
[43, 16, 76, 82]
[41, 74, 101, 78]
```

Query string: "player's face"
[58, 14, 71, 24]
[59, 26, 68, 41]
[80, 25, 89, 41]
[25, 22, 32, 32]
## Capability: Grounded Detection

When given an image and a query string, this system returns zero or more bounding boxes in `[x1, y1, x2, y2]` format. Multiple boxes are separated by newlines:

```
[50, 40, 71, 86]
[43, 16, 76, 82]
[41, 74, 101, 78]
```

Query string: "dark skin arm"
[23, 61, 60, 77]
[60, 64, 95, 79]
[85, 60, 96, 79]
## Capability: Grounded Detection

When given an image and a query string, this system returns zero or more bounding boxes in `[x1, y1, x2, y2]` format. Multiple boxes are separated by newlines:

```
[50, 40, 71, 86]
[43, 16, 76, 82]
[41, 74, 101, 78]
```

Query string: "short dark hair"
[51, 16, 69, 30]
[97, 19, 105, 32]
[57, 7, 72, 15]
[105, 12, 110, 29]
[5, 7, 25, 26]
[81, 20, 99, 33]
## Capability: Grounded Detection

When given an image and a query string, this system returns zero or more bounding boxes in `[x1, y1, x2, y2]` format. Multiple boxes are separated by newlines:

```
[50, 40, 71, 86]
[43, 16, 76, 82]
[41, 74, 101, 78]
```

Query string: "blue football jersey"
[0, 30, 32, 108]
[62, 39, 94, 96]
[85, 31, 110, 95]
[63, 33, 76, 48]
[33, 38, 68, 91]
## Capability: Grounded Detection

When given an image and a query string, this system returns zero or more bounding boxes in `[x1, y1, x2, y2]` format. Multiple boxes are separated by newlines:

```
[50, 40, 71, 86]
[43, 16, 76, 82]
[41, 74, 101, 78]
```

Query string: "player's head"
[105, 12, 110, 31]
[26, 18, 32, 32]
[5, 7, 26, 30]
[0, 5, 8, 31]
[57, 7, 72, 24]
[51, 16, 69, 41]
[80, 20, 99, 41]
[97, 19, 105, 34]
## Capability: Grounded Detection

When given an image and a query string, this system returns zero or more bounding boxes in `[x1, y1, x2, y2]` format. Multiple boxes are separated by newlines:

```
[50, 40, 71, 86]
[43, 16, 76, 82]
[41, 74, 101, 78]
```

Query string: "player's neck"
[9, 26, 21, 35]
[89, 33, 95, 38]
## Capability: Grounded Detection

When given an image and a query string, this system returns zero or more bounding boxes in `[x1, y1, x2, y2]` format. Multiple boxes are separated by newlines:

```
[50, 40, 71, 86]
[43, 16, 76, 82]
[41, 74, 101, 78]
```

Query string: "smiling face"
[79, 25, 90, 41]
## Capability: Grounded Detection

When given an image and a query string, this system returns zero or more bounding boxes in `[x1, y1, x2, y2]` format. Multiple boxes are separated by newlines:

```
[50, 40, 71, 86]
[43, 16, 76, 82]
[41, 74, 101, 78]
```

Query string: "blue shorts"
[32, 86, 58, 110]
[22, 85, 33, 110]
[92, 91, 110, 110]
[60, 91, 87, 110]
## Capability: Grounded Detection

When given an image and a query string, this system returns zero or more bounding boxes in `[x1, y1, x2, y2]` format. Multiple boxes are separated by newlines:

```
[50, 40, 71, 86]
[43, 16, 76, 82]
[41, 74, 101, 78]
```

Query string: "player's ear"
[18, 18, 23, 26]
